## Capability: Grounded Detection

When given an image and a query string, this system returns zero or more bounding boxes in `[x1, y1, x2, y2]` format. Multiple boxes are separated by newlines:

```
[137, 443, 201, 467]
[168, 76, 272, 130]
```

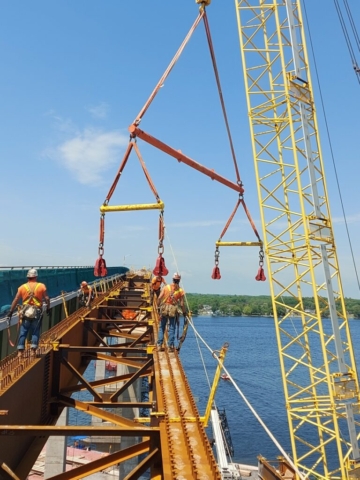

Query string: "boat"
[221, 373, 230, 381]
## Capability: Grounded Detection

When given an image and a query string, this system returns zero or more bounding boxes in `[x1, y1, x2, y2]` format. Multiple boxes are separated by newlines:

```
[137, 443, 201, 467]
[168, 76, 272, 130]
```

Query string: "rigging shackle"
[211, 246, 221, 280]
[258, 247, 264, 267]
[255, 248, 266, 282]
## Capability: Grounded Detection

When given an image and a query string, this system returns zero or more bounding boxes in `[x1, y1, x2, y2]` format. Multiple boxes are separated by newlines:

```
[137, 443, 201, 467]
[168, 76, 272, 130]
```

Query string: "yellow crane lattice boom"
[234, 1, 360, 478]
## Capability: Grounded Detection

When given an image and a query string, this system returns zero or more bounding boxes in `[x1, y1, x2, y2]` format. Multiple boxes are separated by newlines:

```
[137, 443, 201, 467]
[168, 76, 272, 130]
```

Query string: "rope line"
[333, 0, 360, 81]
[159, 226, 300, 472]
[186, 316, 306, 480]
[162, 226, 213, 391]
[342, 0, 360, 53]
[134, 11, 205, 125]
[203, 11, 242, 185]
[303, 1, 360, 291]
[153, 219, 325, 476]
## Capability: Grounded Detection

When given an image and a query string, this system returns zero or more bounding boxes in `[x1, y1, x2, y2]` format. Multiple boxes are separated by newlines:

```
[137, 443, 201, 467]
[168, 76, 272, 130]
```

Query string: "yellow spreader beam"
[216, 241, 262, 247]
[100, 201, 165, 213]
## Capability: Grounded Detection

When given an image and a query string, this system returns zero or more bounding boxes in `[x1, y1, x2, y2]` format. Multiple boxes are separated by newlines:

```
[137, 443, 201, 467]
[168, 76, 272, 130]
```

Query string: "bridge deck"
[0, 272, 221, 480]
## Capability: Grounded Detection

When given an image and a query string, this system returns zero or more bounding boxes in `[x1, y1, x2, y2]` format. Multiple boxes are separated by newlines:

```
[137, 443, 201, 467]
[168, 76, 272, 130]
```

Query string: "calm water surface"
[71, 316, 360, 466]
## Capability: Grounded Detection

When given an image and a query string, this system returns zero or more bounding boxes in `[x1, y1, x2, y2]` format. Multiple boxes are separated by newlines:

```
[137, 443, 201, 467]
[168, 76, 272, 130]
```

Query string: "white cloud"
[52, 128, 129, 186]
[44, 110, 77, 134]
[87, 102, 109, 119]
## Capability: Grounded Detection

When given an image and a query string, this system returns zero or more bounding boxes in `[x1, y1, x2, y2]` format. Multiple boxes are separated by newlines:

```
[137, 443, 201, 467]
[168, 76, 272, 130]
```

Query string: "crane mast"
[234, 1, 360, 478]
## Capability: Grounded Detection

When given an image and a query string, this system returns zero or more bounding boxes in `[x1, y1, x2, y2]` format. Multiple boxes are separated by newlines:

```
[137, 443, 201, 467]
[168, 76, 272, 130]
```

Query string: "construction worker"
[151, 274, 166, 300]
[79, 281, 94, 307]
[157, 272, 186, 352]
[8, 268, 50, 358]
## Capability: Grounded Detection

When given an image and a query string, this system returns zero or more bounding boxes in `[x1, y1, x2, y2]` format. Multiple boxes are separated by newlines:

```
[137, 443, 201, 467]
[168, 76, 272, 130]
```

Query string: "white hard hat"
[27, 268, 38, 278]
[173, 272, 181, 280]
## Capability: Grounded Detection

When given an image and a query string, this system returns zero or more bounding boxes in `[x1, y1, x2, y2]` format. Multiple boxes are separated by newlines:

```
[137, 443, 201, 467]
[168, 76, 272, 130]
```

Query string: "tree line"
[186, 293, 360, 318]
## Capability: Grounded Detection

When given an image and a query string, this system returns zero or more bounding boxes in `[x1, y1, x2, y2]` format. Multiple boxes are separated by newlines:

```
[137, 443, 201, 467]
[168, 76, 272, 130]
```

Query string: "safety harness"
[23, 283, 41, 307]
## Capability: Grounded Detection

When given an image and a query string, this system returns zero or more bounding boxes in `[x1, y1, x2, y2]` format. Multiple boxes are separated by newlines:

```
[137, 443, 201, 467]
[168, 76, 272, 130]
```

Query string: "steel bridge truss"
[235, 1, 360, 479]
[0, 272, 221, 480]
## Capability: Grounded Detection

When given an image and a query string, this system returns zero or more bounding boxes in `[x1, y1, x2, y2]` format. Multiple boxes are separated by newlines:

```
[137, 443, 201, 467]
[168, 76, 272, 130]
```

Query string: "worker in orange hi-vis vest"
[78, 281, 94, 307]
[8, 268, 50, 358]
[156, 272, 187, 353]
[151, 274, 166, 300]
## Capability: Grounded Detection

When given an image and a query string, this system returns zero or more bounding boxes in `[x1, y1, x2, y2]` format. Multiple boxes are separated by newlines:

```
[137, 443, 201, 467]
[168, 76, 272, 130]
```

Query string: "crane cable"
[202, 9, 263, 280]
[163, 230, 304, 476]
[303, 0, 360, 292]
[134, 11, 205, 125]
[202, 10, 241, 186]
[185, 316, 306, 480]
[342, 0, 360, 51]
[333, 0, 360, 82]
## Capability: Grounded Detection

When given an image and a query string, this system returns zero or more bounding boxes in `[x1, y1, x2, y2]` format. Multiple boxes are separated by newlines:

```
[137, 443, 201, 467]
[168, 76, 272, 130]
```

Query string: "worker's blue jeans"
[157, 316, 176, 347]
[17, 316, 42, 350]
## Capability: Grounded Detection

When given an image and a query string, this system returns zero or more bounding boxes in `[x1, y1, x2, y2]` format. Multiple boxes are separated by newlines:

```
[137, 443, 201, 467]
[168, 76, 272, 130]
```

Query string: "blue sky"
[0, 1, 359, 298]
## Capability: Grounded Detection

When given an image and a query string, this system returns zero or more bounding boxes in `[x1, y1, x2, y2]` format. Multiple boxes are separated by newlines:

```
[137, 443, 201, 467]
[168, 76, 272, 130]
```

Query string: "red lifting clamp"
[153, 254, 169, 276]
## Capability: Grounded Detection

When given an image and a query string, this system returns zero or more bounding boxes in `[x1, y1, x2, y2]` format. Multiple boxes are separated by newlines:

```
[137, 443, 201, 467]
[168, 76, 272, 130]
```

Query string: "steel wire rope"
[303, 0, 360, 291]
[202, 10, 262, 254]
[342, 0, 360, 52]
[162, 227, 242, 465]
[202, 11, 242, 185]
[184, 313, 306, 480]
[134, 11, 204, 125]
[333, 0, 360, 82]
[179, 312, 305, 480]
[162, 225, 303, 475]
[163, 226, 213, 391]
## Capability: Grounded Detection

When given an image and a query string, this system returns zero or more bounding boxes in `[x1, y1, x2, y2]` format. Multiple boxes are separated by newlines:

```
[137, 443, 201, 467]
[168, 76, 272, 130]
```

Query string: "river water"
[70, 315, 360, 467]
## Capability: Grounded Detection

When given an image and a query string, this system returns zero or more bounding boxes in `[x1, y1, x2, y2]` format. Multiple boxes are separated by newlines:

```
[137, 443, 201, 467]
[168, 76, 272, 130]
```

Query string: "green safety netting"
[0, 266, 128, 309]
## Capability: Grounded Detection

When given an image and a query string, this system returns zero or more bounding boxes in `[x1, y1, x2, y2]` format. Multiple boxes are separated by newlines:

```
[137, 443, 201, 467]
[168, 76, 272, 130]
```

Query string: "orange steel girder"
[129, 125, 244, 194]
[0, 272, 221, 480]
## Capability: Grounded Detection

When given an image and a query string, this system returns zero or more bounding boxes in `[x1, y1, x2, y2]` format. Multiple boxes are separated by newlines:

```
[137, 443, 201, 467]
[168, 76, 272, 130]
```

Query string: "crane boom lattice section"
[235, 1, 360, 478]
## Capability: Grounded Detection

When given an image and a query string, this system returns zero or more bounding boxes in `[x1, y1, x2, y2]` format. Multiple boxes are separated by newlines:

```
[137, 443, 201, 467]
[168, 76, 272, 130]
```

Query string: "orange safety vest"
[81, 285, 92, 295]
[19, 282, 45, 307]
[163, 284, 184, 305]
[152, 277, 164, 291]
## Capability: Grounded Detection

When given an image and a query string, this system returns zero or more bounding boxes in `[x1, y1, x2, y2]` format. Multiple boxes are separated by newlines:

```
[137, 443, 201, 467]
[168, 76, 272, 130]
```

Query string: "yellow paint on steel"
[202, 343, 228, 428]
[100, 201, 164, 213]
[216, 241, 262, 247]
[61, 291, 69, 318]
[235, 1, 360, 478]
